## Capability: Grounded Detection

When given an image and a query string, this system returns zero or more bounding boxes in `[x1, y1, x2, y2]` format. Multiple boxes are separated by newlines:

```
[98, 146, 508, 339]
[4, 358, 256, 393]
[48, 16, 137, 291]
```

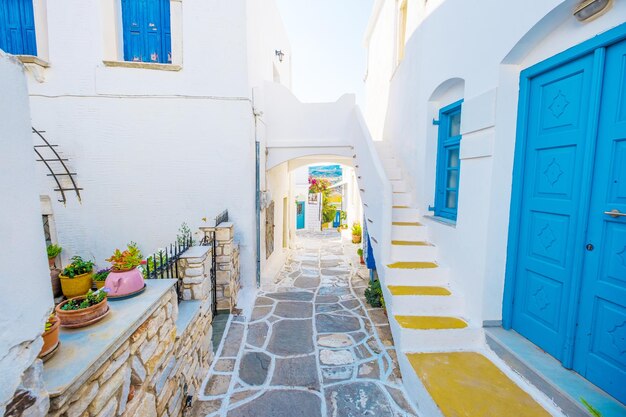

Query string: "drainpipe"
[253, 89, 261, 288]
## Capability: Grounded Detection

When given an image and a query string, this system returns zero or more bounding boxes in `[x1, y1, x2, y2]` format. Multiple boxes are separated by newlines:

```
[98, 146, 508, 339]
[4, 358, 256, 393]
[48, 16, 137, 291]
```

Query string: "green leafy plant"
[106, 243, 143, 272]
[581, 399, 602, 417]
[61, 256, 94, 278]
[364, 279, 384, 308]
[322, 205, 337, 224]
[61, 289, 107, 311]
[44, 314, 55, 332]
[351, 222, 362, 236]
[357, 248, 364, 257]
[142, 248, 166, 278]
[94, 268, 111, 282]
[177, 222, 195, 246]
[340, 210, 347, 222]
[47, 244, 62, 259]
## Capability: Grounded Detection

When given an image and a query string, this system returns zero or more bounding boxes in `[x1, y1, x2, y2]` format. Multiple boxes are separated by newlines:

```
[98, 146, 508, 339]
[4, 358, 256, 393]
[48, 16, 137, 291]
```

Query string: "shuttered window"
[121, 0, 171, 64]
[434, 100, 463, 221]
[0, 0, 37, 56]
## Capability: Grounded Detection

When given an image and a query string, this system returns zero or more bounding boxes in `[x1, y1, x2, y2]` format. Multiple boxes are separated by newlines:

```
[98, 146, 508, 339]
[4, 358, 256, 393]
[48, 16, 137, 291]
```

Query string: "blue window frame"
[0, 0, 37, 56]
[121, 0, 171, 64]
[434, 99, 463, 221]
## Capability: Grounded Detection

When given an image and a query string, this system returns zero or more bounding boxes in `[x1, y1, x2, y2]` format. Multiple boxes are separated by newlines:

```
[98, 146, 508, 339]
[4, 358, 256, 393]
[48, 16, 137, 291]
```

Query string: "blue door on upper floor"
[296, 201, 305, 230]
[507, 27, 626, 404]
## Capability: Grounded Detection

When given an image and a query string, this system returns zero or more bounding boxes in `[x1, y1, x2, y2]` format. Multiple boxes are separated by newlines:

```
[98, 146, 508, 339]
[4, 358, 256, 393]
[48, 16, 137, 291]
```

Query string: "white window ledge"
[16, 55, 49, 68]
[102, 60, 182, 72]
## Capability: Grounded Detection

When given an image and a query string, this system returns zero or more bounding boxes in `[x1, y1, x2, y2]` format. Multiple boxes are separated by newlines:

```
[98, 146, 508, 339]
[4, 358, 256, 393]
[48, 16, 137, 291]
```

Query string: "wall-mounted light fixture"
[574, 0, 611, 21]
[275, 50, 285, 63]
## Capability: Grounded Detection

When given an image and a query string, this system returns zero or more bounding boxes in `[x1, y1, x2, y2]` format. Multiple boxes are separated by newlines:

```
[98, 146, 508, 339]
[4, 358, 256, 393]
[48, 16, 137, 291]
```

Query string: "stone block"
[131, 355, 146, 385]
[148, 309, 166, 339]
[65, 382, 98, 417]
[155, 356, 176, 395]
[101, 348, 130, 381]
[118, 365, 132, 414]
[184, 266, 204, 278]
[96, 397, 117, 417]
[215, 225, 233, 241]
[183, 276, 204, 285]
[183, 289, 192, 301]
[139, 337, 158, 363]
[130, 392, 157, 417]
[90, 364, 128, 415]
[216, 270, 231, 284]
[219, 263, 232, 272]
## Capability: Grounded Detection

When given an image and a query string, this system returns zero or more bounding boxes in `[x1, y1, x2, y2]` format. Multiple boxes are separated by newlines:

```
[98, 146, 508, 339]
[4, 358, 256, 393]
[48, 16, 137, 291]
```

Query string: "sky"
[275, 0, 374, 107]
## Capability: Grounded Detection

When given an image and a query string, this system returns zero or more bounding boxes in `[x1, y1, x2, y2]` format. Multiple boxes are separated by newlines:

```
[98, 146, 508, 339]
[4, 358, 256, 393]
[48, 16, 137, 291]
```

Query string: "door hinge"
[428, 205, 435, 211]
[432, 118, 440, 126]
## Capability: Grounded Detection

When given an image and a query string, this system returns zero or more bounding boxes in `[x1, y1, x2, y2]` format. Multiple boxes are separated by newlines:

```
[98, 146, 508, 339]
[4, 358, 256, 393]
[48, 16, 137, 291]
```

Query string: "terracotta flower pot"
[359, 256, 365, 265]
[55, 296, 108, 328]
[104, 267, 144, 297]
[39, 316, 60, 358]
[50, 268, 62, 297]
[59, 271, 93, 298]
[352, 235, 362, 244]
[48, 257, 56, 268]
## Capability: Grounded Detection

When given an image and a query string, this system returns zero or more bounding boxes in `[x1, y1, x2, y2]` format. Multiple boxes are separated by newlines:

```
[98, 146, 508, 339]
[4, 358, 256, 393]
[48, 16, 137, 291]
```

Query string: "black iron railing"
[144, 232, 193, 302]
[200, 209, 228, 315]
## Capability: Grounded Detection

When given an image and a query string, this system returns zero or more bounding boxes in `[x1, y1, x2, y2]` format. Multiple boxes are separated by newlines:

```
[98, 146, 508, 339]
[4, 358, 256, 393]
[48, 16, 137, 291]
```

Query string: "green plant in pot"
[55, 288, 109, 328]
[357, 248, 365, 264]
[93, 268, 111, 289]
[104, 243, 146, 298]
[351, 222, 362, 244]
[364, 279, 384, 309]
[59, 256, 94, 298]
[47, 244, 62, 268]
[39, 313, 60, 360]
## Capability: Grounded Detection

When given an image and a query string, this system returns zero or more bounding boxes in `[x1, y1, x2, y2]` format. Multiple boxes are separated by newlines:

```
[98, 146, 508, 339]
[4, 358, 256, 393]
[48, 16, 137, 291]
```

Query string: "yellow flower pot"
[59, 271, 93, 298]
[94, 280, 106, 290]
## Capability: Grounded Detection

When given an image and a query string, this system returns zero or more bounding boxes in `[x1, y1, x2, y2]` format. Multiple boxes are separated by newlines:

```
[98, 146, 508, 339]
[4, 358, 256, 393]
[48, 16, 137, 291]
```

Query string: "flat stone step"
[387, 261, 438, 269]
[388, 286, 451, 296]
[395, 315, 467, 330]
[407, 352, 553, 417]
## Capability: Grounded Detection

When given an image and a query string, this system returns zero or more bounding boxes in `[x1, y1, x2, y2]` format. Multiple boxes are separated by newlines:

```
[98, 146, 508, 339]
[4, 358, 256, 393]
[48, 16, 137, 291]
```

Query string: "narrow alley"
[192, 231, 417, 417]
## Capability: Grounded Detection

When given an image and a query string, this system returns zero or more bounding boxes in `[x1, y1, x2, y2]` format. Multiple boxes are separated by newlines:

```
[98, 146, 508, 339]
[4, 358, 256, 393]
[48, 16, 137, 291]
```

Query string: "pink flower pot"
[104, 268, 144, 297]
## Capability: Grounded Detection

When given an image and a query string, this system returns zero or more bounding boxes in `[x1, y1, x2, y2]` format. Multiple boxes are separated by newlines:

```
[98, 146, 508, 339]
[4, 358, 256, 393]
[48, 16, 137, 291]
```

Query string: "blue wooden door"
[296, 202, 305, 230]
[574, 39, 626, 404]
[511, 53, 596, 362]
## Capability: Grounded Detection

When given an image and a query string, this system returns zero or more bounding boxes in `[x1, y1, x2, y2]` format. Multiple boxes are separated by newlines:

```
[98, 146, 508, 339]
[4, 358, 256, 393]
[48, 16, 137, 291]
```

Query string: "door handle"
[604, 209, 626, 218]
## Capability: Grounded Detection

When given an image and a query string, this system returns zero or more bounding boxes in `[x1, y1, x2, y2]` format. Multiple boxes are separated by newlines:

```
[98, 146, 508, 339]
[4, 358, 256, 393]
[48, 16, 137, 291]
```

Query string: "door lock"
[586, 244, 594, 251]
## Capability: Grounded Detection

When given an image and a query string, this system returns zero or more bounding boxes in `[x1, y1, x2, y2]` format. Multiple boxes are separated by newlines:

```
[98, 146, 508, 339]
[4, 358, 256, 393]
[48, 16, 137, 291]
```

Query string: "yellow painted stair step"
[408, 352, 552, 417]
[392, 221, 422, 226]
[395, 315, 467, 329]
[387, 261, 437, 269]
[391, 240, 430, 246]
[392, 205, 409, 208]
[388, 286, 451, 296]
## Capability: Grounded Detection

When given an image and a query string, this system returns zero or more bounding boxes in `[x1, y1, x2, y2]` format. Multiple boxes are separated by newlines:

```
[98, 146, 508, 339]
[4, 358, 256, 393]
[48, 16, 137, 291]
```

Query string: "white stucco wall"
[364, 0, 626, 323]
[18, 0, 293, 292]
[0, 53, 52, 414]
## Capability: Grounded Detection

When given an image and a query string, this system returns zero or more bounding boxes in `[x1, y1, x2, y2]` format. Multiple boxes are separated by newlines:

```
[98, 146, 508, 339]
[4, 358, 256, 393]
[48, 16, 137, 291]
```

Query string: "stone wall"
[48, 288, 213, 417]
[199, 223, 241, 312]
[178, 247, 212, 301]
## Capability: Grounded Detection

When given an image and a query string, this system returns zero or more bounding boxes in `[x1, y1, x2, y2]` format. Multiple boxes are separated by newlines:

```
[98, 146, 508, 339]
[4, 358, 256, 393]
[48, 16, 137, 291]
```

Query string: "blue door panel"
[512, 54, 596, 361]
[296, 202, 305, 230]
[574, 39, 626, 404]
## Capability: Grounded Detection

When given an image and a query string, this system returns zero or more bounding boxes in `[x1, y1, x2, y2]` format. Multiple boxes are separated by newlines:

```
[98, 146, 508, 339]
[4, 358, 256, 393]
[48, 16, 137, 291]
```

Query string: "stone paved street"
[191, 231, 417, 417]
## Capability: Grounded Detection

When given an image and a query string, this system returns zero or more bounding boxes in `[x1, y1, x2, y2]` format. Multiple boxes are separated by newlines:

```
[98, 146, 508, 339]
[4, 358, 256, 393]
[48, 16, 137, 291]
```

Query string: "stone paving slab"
[192, 231, 417, 417]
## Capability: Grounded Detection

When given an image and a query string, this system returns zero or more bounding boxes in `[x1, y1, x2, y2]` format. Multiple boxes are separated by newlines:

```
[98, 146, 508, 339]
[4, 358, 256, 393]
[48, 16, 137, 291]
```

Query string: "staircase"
[353, 141, 566, 417]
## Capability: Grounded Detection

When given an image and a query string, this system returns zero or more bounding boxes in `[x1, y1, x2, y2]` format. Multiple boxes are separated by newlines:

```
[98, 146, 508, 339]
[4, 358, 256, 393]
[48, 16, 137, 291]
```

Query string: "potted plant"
[357, 248, 365, 264]
[351, 222, 362, 244]
[56, 289, 109, 328]
[93, 268, 111, 289]
[59, 256, 95, 298]
[104, 243, 145, 298]
[39, 313, 60, 360]
[47, 244, 62, 268]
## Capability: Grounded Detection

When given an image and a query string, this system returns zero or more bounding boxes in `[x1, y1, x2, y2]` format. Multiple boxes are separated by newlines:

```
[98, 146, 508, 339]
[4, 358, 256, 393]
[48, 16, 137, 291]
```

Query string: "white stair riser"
[391, 295, 465, 316]
[392, 208, 420, 222]
[385, 167, 402, 180]
[392, 193, 411, 206]
[399, 327, 485, 352]
[391, 244, 438, 262]
[385, 267, 449, 286]
[391, 180, 407, 193]
[392, 225, 428, 241]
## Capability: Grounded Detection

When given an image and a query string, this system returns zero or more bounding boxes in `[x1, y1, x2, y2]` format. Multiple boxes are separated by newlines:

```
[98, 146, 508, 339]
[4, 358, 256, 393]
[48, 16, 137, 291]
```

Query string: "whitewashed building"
[360, 0, 626, 415]
[7, 0, 292, 291]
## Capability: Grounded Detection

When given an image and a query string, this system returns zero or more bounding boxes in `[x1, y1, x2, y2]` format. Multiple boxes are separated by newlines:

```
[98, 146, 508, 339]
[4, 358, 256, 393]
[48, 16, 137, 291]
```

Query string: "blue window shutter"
[122, 0, 171, 64]
[161, 0, 171, 63]
[0, 0, 36, 55]
[434, 100, 463, 221]
[19, 0, 36, 55]
[122, 0, 144, 62]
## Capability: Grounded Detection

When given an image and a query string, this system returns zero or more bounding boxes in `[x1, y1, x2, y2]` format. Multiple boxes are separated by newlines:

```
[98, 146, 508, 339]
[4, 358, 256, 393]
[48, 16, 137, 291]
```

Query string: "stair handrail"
[349, 108, 392, 269]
